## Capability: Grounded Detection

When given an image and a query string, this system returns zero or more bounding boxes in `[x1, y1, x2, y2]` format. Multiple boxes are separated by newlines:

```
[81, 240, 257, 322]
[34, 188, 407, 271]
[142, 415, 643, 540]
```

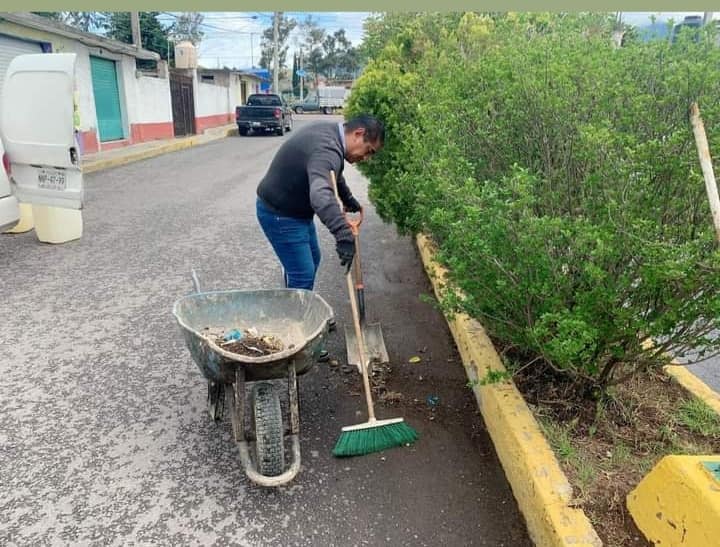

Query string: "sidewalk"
[81, 124, 237, 174]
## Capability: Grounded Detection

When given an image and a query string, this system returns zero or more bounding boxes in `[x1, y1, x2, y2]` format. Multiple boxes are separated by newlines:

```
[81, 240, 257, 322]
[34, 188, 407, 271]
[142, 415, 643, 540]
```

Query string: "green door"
[90, 56, 124, 141]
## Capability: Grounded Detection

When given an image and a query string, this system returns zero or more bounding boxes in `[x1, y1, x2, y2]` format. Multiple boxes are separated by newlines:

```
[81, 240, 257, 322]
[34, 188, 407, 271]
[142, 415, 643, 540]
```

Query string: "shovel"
[334, 176, 389, 373]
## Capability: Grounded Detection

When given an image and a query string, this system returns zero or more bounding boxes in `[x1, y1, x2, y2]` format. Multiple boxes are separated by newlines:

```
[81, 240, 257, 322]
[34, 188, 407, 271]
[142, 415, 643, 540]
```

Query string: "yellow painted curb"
[416, 234, 602, 547]
[82, 127, 237, 174]
[627, 455, 720, 547]
[664, 364, 720, 416]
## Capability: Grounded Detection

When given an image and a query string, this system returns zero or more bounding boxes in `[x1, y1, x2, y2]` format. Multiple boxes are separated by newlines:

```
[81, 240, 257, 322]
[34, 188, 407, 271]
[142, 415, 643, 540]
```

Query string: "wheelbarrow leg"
[207, 381, 225, 422]
[288, 360, 299, 435]
[231, 367, 245, 442]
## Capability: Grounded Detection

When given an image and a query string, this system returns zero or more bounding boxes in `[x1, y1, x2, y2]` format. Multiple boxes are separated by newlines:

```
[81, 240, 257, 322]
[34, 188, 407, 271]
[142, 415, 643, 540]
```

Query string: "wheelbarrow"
[172, 273, 334, 487]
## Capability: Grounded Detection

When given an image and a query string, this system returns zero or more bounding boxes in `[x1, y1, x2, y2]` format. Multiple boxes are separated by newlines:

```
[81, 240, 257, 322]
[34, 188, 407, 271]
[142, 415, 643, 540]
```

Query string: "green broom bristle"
[332, 421, 418, 457]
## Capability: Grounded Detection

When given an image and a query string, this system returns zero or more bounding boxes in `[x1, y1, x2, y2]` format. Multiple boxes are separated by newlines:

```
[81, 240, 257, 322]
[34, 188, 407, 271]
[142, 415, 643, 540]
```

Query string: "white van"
[0, 53, 83, 233]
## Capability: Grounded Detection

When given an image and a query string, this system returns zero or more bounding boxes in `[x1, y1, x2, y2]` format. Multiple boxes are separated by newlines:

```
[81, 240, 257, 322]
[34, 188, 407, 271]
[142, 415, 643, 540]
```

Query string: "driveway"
[0, 115, 530, 546]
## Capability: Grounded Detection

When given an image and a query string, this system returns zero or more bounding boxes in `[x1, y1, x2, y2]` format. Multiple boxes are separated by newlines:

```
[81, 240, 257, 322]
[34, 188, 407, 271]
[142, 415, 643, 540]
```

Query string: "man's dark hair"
[344, 115, 385, 144]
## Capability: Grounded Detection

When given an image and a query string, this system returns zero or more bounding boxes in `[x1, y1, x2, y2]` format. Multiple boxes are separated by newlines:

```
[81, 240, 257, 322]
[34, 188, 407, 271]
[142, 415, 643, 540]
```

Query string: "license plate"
[252, 122, 261, 127]
[38, 168, 67, 191]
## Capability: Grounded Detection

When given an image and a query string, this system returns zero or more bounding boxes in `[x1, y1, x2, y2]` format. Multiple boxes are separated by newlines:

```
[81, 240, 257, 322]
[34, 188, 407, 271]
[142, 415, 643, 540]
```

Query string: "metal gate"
[170, 72, 195, 137]
[0, 34, 43, 96]
[90, 56, 124, 142]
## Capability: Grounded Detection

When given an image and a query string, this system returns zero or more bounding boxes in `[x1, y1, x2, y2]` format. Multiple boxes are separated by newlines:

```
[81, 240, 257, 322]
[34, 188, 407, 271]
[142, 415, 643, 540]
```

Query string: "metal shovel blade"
[344, 322, 389, 373]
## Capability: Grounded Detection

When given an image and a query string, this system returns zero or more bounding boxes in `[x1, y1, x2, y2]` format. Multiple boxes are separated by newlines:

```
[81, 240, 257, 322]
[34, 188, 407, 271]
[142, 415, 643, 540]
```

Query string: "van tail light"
[274, 108, 282, 119]
[2, 153, 10, 177]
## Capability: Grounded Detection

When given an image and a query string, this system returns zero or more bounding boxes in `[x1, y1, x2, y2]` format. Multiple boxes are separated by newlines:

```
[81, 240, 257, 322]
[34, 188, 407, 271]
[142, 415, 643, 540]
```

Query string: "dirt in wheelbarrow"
[204, 327, 288, 357]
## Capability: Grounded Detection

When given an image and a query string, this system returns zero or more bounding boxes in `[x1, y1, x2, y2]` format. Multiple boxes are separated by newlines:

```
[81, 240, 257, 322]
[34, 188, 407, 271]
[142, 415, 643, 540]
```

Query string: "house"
[196, 67, 263, 113]
[0, 12, 245, 156]
[0, 12, 174, 154]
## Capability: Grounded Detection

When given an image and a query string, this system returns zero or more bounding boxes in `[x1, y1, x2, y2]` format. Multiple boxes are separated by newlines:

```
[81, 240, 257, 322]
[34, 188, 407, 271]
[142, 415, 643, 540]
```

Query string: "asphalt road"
[0, 115, 531, 546]
[686, 350, 720, 391]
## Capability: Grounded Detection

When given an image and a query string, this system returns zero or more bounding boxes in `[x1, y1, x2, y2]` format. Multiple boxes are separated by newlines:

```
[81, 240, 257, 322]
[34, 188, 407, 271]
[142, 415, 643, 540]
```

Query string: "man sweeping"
[256, 114, 384, 364]
[256, 114, 384, 289]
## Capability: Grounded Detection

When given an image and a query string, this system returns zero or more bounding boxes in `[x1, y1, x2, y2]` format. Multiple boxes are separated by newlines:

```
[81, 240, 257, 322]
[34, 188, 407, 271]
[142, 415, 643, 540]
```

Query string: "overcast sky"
[158, 12, 371, 70]
[161, 12, 715, 71]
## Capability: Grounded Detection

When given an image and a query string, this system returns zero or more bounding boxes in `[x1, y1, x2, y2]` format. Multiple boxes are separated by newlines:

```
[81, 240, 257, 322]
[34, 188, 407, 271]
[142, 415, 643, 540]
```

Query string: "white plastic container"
[32, 204, 82, 243]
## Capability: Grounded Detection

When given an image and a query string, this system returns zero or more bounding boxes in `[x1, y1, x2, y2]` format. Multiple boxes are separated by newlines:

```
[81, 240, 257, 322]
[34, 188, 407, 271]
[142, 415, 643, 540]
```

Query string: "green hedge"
[348, 13, 720, 391]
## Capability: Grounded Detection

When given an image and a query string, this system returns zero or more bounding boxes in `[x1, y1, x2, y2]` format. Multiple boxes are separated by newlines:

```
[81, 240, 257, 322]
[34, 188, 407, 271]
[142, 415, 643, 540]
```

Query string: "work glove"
[336, 240, 356, 273]
[344, 196, 362, 213]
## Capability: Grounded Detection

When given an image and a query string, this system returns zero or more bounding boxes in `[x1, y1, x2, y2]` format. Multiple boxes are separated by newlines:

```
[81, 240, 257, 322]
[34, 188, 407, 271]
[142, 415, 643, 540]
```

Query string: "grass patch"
[675, 397, 720, 437]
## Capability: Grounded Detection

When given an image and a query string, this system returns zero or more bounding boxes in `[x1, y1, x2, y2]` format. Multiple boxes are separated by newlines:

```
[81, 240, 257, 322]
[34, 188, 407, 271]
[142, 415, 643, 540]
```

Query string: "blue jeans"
[256, 198, 321, 290]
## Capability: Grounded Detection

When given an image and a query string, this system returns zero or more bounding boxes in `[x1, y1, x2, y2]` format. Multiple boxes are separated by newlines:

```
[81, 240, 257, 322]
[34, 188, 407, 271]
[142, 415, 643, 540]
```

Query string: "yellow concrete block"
[4, 203, 34, 233]
[628, 455, 720, 546]
[416, 234, 601, 547]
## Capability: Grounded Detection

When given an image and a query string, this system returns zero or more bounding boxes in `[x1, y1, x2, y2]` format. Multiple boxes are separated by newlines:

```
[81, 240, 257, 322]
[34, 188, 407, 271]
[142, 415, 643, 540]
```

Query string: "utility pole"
[272, 11, 280, 94]
[703, 12, 714, 25]
[130, 12, 141, 49]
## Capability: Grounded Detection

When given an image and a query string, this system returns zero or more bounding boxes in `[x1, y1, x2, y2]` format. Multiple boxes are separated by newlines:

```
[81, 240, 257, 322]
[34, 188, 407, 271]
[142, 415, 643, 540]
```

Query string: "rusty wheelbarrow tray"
[172, 274, 334, 487]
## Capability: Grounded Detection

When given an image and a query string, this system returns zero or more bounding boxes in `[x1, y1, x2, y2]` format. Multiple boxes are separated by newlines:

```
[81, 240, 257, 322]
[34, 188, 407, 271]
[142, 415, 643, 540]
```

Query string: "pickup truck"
[236, 94, 293, 136]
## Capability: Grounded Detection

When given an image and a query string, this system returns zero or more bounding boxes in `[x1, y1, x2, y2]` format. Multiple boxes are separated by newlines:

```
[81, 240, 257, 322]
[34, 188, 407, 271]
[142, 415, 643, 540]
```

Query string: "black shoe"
[317, 350, 330, 363]
[327, 318, 336, 332]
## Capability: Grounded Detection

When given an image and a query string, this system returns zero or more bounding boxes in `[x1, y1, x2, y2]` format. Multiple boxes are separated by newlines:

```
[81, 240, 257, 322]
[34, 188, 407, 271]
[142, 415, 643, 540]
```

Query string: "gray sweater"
[257, 122, 355, 244]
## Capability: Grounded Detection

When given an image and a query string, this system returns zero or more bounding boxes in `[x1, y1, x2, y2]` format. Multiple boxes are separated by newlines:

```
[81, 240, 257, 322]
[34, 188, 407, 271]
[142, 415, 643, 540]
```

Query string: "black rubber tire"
[239, 127, 248, 136]
[276, 124, 285, 136]
[294, 106, 303, 114]
[323, 107, 332, 115]
[252, 382, 284, 476]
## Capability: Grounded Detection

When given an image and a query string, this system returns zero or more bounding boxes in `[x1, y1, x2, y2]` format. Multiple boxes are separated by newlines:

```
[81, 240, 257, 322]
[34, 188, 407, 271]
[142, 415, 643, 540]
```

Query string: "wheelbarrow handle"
[191, 269, 202, 294]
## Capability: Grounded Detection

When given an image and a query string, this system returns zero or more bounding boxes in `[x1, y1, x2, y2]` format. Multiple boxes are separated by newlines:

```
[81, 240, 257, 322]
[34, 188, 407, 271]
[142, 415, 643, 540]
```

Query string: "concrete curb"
[82, 127, 238, 174]
[664, 364, 720, 416]
[416, 234, 602, 547]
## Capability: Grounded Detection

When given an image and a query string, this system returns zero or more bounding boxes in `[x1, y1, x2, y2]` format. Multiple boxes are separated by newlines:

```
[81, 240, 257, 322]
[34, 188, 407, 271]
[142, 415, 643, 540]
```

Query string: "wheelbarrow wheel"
[251, 382, 285, 476]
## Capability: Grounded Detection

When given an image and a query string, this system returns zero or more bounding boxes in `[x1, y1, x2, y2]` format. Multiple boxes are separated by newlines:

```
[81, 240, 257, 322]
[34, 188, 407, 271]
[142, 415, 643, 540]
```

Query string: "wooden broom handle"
[330, 170, 376, 421]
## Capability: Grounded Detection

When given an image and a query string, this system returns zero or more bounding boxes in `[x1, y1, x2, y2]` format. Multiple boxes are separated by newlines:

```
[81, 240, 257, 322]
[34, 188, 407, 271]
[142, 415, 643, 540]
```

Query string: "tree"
[321, 29, 360, 80]
[33, 11, 108, 32]
[105, 12, 172, 61]
[64, 12, 108, 32]
[259, 12, 296, 81]
[170, 12, 204, 45]
[299, 15, 326, 88]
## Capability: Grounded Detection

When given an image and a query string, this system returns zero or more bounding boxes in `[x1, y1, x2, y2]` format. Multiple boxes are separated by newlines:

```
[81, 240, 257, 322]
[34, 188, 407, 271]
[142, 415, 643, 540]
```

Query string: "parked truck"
[293, 86, 350, 115]
[236, 94, 293, 137]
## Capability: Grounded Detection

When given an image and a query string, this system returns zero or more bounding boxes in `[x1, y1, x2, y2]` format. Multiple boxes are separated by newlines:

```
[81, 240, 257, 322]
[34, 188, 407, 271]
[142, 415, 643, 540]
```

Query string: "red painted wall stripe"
[130, 122, 174, 143]
[79, 131, 99, 155]
[194, 113, 234, 133]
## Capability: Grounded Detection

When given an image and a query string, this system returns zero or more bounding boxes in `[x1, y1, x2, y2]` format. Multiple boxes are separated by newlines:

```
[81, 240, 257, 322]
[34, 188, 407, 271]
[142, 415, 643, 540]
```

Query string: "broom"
[329, 170, 418, 457]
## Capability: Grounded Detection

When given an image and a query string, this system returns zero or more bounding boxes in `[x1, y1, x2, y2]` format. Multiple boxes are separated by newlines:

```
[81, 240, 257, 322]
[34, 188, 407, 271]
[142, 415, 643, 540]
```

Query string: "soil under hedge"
[513, 364, 720, 546]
